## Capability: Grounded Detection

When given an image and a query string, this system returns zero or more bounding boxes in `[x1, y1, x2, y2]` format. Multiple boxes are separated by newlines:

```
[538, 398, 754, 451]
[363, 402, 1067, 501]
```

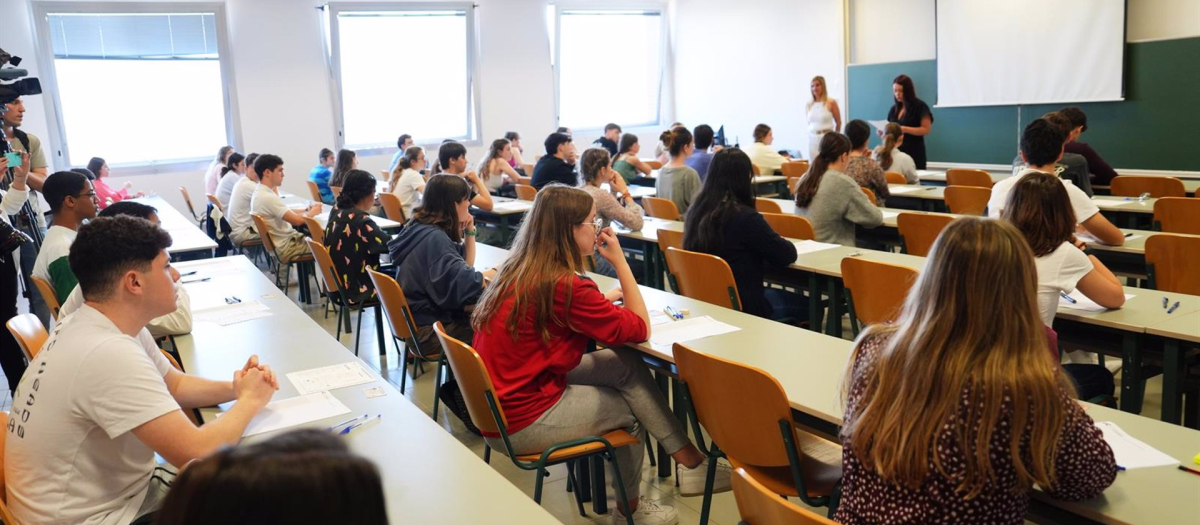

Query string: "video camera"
[0, 48, 42, 108]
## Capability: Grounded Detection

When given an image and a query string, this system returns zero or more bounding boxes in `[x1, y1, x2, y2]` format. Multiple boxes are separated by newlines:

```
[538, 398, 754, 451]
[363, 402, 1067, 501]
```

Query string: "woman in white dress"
[806, 76, 841, 161]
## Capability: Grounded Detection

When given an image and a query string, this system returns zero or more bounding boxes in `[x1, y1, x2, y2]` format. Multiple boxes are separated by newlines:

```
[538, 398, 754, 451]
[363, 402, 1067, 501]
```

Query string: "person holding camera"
[0, 149, 30, 393]
[3, 96, 53, 329]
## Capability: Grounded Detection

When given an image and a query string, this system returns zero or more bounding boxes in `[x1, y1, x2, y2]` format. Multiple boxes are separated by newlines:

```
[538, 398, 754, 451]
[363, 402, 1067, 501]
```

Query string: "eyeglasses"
[580, 216, 604, 237]
[75, 191, 97, 200]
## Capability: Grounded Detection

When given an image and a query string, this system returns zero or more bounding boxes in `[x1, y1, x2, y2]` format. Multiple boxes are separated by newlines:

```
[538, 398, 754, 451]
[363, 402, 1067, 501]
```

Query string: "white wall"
[672, 0, 845, 155]
[1128, 0, 1200, 41]
[849, 0, 934, 65]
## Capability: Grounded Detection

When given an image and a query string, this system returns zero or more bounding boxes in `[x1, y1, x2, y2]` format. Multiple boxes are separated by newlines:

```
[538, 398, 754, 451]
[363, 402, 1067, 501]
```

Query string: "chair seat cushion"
[728, 428, 842, 498]
[515, 429, 639, 464]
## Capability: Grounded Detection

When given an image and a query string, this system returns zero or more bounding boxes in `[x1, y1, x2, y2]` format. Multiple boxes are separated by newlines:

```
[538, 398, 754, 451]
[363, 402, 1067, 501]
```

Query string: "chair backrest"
[841, 257, 918, 326]
[646, 160, 663, 170]
[205, 193, 223, 214]
[945, 168, 993, 188]
[897, 212, 954, 257]
[331, 186, 343, 198]
[642, 197, 681, 221]
[306, 180, 324, 202]
[674, 344, 794, 467]
[656, 228, 684, 254]
[250, 213, 278, 253]
[0, 412, 23, 525]
[6, 313, 46, 361]
[302, 216, 325, 245]
[751, 163, 762, 176]
[884, 171, 907, 185]
[179, 186, 200, 221]
[781, 161, 809, 179]
[433, 322, 505, 434]
[860, 186, 877, 206]
[1146, 234, 1200, 295]
[29, 275, 61, 321]
[663, 247, 742, 310]
[378, 192, 406, 223]
[515, 174, 533, 186]
[943, 186, 991, 216]
[515, 184, 538, 202]
[787, 177, 803, 196]
[1111, 175, 1186, 198]
[520, 163, 535, 177]
[732, 468, 838, 525]
[755, 198, 782, 214]
[761, 213, 814, 240]
[1153, 197, 1200, 235]
[159, 350, 202, 426]
[367, 268, 419, 341]
[305, 239, 346, 298]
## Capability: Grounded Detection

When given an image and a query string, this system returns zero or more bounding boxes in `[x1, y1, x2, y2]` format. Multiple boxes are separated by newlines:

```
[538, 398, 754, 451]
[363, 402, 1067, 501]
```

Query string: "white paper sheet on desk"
[194, 300, 272, 326]
[649, 310, 674, 327]
[650, 316, 740, 346]
[287, 361, 376, 395]
[1094, 421, 1178, 470]
[1058, 291, 1136, 312]
[1076, 232, 1142, 244]
[888, 185, 929, 195]
[1094, 198, 1140, 207]
[492, 201, 533, 212]
[793, 240, 840, 257]
[287, 202, 309, 210]
[184, 260, 247, 278]
[238, 392, 352, 437]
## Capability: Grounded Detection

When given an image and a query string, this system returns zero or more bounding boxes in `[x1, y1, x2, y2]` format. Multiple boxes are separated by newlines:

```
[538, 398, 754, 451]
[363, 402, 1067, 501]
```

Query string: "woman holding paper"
[806, 76, 841, 161]
[886, 74, 934, 169]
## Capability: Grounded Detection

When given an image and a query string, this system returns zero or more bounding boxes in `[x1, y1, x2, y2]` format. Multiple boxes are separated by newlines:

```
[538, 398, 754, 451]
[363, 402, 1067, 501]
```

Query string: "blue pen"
[1116, 465, 1126, 472]
[1163, 297, 1169, 309]
[1060, 292, 1077, 304]
[1167, 302, 1180, 314]
[340, 414, 382, 435]
[327, 414, 368, 432]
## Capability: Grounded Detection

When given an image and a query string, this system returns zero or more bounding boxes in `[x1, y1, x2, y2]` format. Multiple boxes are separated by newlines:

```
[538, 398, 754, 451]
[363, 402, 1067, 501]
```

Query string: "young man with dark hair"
[990, 118, 1124, 246]
[1059, 107, 1119, 185]
[387, 133, 415, 172]
[34, 171, 98, 303]
[593, 123, 621, 157]
[532, 132, 579, 189]
[7, 216, 279, 525]
[556, 126, 572, 138]
[436, 141, 493, 211]
[686, 124, 717, 180]
[3, 96, 53, 328]
[250, 154, 323, 263]
[227, 152, 262, 247]
[308, 148, 336, 205]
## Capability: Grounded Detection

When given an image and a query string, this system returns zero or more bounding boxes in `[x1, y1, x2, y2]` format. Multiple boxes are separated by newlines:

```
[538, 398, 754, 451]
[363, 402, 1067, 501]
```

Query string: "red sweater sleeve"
[564, 276, 648, 346]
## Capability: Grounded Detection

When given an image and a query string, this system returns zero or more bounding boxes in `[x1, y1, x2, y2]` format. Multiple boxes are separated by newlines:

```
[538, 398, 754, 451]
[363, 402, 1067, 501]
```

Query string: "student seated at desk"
[835, 218, 1116, 525]
[387, 133, 414, 173]
[214, 152, 246, 209]
[593, 122, 621, 157]
[325, 170, 391, 302]
[580, 148, 644, 232]
[308, 148, 335, 205]
[478, 138, 521, 196]
[328, 149, 357, 190]
[87, 157, 144, 209]
[34, 170, 98, 304]
[505, 131, 527, 173]
[873, 123, 918, 184]
[532, 132, 579, 190]
[250, 154, 323, 263]
[6, 216, 279, 525]
[744, 123, 791, 176]
[437, 141, 494, 211]
[990, 118, 1124, 246]
[227, 152, 261, 247]
[471, 186, 731, 525]
[685, 124, 718, 181]
[793, 133, 883, 247]
[1060, 107, 1119, 186]
[156, 429, 386, 525]
[843, 120, 890, 205]
[656, 126, 702, 217]
[683, 148, 799, 321]
[389, 146, 427, 219]
[613, 133, 653, 184]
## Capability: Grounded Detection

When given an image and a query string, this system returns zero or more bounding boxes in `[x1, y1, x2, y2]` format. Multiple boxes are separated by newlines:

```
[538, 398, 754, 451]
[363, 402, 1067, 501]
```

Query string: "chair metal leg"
[432, 356, 445, 421]
[353, 304, 365, 357]
[335, 304, 345, 342]
[566, 463, 587, 517]
[607, 451, 635, 525]
[394, 338, 408, 394]
[533, 467, 546, 504]
[483, 444, 491, 464]
[374, 305, 386, 357]
[699, 451, 720, 525]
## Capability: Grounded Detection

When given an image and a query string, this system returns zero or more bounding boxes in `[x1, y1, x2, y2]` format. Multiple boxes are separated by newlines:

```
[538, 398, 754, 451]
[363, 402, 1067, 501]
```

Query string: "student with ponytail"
[873, 122, 918, 183]
[656, 126, 702, 215]
[793, 132, 882, 246]
[214, 152, 247, 209]
[389, 146, 427, 218]
[612, 133, 653, 184]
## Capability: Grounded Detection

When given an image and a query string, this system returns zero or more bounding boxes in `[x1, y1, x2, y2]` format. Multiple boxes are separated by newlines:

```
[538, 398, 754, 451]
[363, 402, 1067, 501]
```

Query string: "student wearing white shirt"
[873, 123, 918, 184]
[806, 76, 841, 161]
[6, 215, 279, 525]
[389, 146, 427, 218]
[744, 123, 791, 176]
[250, 154, 323, 263]
[227, 153, 260, 246]
[988, 119, 1124, 247]
[214, 152, 246, 209]
[203, 146, 234, 196]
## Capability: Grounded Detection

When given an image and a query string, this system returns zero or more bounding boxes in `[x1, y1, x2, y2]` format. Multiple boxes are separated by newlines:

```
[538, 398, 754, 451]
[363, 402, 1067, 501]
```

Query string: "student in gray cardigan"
[793, 132, 883, 246]
[656, 126, 702, 216]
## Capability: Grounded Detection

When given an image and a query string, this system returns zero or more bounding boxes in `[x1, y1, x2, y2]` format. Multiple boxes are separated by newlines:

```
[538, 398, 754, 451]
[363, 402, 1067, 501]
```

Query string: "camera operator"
[0, 149, 30, 392]
[2, 96, 52, 329]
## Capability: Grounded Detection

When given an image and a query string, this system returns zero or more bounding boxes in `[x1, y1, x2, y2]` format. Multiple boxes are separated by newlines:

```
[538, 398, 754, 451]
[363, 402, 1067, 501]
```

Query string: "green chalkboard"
[847, 37, 1200, 171]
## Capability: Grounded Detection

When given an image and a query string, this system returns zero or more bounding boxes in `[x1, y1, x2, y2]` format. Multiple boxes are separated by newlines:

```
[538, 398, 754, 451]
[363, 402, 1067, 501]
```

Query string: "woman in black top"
[324, 169, 391, 303]
[886, 74, 934, 169]
[682, 148, 799, 320]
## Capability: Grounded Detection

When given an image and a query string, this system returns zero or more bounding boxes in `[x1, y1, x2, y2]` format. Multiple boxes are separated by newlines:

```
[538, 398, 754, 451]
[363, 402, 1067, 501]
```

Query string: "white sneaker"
[676, 458, 732, 497]
[611, 499, 678, 525]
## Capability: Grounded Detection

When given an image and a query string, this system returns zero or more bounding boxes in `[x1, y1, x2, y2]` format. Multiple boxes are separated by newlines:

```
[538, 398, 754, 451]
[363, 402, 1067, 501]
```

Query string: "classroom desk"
[312, 211, 402, 231]
[172, 256, 561, 525]
[1147, 310, 1200, 426]
[471, 197, 530, 246]
[883, 184, 947, 211]
[634, 170, 787, 197]
[916, 170, 1009, 186]
[131, 196, 217, 259]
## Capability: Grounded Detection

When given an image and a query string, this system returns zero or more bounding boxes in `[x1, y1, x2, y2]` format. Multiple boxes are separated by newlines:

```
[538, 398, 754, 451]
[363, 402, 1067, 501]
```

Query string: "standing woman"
[87, 157, 143, 209]
[612, 133, 652, 184]
[806, 76, 841, 161]
[886, 74, 934, 169]
[328, 149, 358, 189]
[478, 138, 522, 196]
[204, 145, 234, 195]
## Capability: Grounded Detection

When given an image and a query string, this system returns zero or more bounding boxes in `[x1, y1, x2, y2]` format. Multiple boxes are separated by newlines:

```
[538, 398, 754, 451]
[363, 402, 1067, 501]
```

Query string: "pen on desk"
[181, 277, 211, 284]
[180, 270, 197, 277]
[1163, 297, 1169, 309]
[340, 414, 382, 435]
[1116, 465, 1126, 472]
[1060, 292, 1077, 304]
[1179, 465, 1200, 477]
[328, 414, 368, 432]
[1167, 301, 1180, 314]
[662, 307, 675, 320]
[1125, 232, 1134, 238]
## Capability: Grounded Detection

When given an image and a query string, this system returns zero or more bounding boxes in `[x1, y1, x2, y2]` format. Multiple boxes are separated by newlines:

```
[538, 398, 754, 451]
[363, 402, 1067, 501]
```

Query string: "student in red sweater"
[472, 185, 729, 525]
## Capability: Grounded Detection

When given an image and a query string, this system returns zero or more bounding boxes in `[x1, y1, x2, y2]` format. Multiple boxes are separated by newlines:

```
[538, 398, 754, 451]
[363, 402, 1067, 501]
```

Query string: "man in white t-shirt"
[249, 154, 322, 263]
[988, 118, 1125, 247]
[6, 216, 279, 525]
[226, 153, 261, 247]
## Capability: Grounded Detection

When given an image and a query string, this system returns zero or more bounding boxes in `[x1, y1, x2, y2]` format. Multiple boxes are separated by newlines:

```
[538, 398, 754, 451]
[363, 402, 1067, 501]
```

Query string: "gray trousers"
[494, 347, 690, 502]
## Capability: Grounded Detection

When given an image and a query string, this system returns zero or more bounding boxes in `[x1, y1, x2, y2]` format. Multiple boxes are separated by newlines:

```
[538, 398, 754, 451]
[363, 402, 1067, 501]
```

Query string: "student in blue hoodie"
[389, 174, 498, 351]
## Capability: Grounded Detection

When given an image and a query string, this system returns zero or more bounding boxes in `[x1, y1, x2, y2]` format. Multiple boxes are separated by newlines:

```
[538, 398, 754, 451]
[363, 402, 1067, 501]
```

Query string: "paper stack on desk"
[287, 361, 377, 395]
[1095, 421, 1178, 470]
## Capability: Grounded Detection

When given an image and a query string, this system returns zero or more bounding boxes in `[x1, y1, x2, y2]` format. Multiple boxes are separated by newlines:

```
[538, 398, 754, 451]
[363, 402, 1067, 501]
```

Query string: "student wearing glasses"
[34, 170, 98, 303]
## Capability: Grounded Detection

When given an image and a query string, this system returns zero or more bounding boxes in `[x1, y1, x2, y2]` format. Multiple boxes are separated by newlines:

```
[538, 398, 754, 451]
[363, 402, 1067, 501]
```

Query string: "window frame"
[324, 1, 481, 154]
[551, 1, 667, 132]
[30, 1, 243, 175]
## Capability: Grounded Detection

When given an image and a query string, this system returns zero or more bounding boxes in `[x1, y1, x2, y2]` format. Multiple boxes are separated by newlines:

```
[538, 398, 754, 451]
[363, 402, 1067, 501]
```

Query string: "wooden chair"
[367, 268, 445, 420]
[860, 187, 877, 206]
[306, 239, 383, 356]
[761, 213, 814, 240]
[787, 176, 803, 195]
[732, 467, 838, 525]
[945, 168, 993, 188]
[751, 163, 762, 176]
[433, 322, 638, 523]
[6, 313, 46, 361]
[781, 161, 809, 179]
[1153, 197, 1200, 235]
[515, 174, 533, 186]
[642, 197, 681, 221]
[302, 216, 325, 245]
[663, 247, 742, 311]
[30, 275, 61, 321]
[1146, 234, 1200, 295]
[179, 186, 202, 224]
[306, 180, 325, 203]
[0, 412, 24, 525]
[755, 198, 782, 214]
[378, 192, 407, 223]
[205, 193, 223, 214]
[884, 171, 908, 185]
[943, 186, 991, 216]
[331, 186, 343, 198]
[520, 164, 535, 178]
[674, 343, 842, 524]
[897, 213, 954, 256]
[159, 349, 202, 426]
[841, 257, 918, 335]
[1111, 176, 1186, 199]
[515, 184, 538, 201]
[656, 228, 684, 292]
[646, 160, 664, 170]
[251, 213, 315, 302]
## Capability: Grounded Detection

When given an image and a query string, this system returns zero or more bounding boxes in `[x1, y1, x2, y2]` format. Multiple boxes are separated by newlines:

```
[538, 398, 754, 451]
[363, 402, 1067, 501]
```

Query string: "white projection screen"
[936, 0, 1126, 107]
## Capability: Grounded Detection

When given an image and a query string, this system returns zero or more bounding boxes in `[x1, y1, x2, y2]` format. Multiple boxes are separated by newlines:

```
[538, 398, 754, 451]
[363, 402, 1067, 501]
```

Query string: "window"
[327, 4, 477, 149]
[551, 6, 665, 130]
[33, 3, 238, 168]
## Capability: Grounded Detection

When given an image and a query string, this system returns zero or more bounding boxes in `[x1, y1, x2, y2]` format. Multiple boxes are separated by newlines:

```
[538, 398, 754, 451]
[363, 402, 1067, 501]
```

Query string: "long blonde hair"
[811, 75, 828, 103]
[471, 185, 594, 342]
[875, 123, 903, 170]
[842, 218, 1074, 498]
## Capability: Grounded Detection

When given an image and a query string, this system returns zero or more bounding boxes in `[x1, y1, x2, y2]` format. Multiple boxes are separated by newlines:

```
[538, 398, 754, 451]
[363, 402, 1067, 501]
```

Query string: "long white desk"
[172, 256, 559, 525]
[131, 196, 217, 258]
